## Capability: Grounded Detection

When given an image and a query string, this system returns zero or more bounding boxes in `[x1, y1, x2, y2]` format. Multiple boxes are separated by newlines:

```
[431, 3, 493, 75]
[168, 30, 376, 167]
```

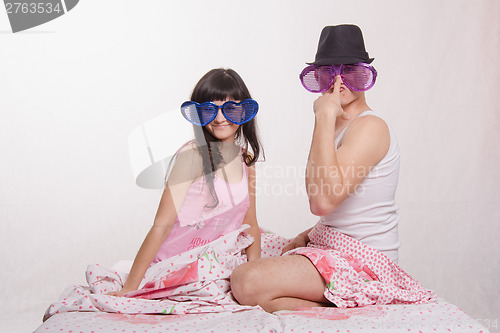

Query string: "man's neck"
[335, 97, 371, 132]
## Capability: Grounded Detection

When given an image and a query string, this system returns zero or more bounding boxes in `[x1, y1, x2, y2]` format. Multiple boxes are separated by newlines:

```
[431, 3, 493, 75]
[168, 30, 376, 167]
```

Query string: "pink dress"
[152, 157, 250, 264]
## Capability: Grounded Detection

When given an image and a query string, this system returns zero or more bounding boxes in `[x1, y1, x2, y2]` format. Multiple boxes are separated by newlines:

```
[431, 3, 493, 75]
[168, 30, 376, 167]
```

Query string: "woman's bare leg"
[230, 255, 330, 313]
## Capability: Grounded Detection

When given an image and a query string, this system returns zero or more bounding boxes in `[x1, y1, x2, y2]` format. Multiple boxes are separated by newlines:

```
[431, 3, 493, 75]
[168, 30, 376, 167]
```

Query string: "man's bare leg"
[231, 254, 330, 313]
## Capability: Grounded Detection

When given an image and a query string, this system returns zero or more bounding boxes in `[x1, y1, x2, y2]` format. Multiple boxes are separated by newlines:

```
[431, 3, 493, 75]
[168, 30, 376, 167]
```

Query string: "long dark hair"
[190, 68, 263, 207]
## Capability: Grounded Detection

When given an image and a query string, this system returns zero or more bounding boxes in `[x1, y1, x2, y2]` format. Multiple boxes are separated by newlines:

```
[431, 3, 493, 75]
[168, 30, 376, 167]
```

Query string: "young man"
[231, 25, 434, 312]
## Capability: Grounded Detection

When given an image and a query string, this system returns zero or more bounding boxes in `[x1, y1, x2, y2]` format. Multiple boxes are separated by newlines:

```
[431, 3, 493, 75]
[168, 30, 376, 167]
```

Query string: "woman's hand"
[107, 287, 135, 297]
[313, 76, 350, 121]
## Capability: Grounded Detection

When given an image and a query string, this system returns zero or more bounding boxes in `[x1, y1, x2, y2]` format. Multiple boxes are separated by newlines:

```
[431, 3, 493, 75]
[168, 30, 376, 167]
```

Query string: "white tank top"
[319, 110, 401, 263]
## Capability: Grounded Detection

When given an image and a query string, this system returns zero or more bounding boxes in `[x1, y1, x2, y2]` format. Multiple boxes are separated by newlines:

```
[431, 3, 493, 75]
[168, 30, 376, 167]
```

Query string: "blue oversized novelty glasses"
[180, 99, 259, 126]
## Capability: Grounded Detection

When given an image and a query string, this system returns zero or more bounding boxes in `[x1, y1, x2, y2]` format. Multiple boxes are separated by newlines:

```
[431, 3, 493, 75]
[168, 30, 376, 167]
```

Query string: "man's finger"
[332, 75, 342, 94]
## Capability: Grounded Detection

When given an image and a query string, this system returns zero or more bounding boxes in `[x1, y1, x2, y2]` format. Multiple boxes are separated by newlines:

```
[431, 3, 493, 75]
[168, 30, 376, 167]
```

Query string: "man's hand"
[107, 287, 135, 297]
[313, 76, 350, 121]
[281, 234, 308, 254]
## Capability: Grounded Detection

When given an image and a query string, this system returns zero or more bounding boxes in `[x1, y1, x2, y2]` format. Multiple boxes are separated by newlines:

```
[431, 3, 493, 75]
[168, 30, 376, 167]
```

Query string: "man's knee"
[230, 262, 262, 306]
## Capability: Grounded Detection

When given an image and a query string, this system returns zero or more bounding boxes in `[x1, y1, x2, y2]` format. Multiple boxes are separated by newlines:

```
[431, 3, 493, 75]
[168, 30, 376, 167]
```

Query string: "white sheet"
[36, 299, 490, 333]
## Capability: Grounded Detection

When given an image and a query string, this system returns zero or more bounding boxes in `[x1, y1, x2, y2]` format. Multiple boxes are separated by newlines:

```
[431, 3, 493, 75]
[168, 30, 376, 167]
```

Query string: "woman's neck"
[211, 141, 240, 162]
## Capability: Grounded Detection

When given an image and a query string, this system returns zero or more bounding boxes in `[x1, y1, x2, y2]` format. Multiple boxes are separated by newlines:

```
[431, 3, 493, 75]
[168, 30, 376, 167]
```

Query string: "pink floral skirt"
[284, 223, 437, 308]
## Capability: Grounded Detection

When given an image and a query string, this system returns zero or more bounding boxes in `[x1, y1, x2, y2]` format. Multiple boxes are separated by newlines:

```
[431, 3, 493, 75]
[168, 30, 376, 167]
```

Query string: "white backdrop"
[1, 1, 499, 332]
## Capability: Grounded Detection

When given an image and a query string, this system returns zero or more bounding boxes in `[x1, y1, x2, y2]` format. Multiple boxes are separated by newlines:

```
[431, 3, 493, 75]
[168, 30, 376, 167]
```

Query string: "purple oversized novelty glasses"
[181, 99, 258, 126]
[300, 63, 377, 93]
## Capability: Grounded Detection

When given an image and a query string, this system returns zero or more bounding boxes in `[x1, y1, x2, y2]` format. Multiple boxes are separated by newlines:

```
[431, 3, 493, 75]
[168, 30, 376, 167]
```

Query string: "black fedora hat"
[308, 24, 374, 65]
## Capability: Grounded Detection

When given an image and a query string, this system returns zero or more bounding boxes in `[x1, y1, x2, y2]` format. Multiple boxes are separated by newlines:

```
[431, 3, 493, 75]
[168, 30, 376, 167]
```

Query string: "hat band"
[308, 55, 374, 65]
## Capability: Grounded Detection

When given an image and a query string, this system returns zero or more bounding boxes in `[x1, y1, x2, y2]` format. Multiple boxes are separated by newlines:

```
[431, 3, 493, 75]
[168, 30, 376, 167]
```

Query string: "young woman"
[110, 68, 263, 297]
